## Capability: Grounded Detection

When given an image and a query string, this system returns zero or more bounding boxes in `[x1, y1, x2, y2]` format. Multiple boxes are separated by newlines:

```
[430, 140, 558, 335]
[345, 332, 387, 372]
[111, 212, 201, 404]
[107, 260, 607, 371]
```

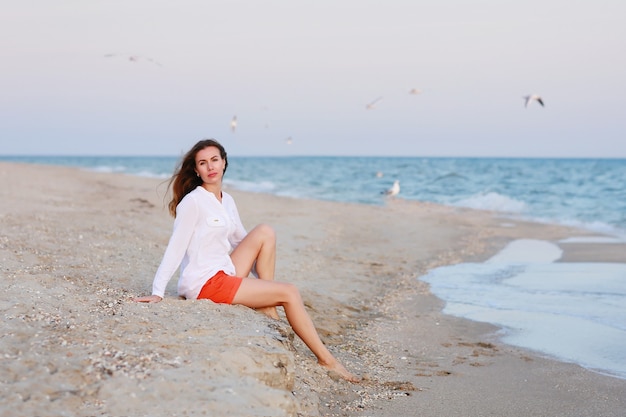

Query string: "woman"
[134, 139, 359, 383]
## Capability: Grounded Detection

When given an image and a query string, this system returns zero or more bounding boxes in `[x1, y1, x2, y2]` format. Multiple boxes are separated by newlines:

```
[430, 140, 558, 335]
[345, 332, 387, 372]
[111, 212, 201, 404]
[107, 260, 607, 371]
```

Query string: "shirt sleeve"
[227, 195, 247, 250]
[151, 196, 198, 298]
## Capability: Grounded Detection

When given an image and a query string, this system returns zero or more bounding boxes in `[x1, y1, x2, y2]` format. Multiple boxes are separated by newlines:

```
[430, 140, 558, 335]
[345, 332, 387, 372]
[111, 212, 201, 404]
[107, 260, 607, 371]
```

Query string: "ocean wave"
[546, 218, 626, 240]
[89, 165, 128, 174]
[225, 179, 277, 194]
[452, 192, 528, 213]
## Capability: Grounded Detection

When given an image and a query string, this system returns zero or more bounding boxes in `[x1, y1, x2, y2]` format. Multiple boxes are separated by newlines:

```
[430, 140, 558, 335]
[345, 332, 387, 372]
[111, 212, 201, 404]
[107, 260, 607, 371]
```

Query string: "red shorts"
[197, 270, 243, 304]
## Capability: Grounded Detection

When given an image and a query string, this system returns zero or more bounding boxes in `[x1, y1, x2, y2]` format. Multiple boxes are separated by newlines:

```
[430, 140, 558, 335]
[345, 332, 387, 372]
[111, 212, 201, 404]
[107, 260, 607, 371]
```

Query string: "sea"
[2, 155, 625, 379]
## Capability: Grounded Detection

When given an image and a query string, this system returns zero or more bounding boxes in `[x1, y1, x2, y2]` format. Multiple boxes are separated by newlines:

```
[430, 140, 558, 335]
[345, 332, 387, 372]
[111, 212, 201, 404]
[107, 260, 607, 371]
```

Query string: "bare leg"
[232, 278, 360, 383]
[231, 224, 279, 319]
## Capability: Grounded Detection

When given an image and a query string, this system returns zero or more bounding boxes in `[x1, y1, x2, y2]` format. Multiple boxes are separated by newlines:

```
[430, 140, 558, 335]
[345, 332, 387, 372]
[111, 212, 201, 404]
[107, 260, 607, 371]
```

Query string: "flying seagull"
[382, 180, 400, 197]
[230, 116, 237, 133]
[408, 88, 422, 95]
[523, 94, 544, 108]
[366, 96, 383, 110]
[104, 53, 163, 67]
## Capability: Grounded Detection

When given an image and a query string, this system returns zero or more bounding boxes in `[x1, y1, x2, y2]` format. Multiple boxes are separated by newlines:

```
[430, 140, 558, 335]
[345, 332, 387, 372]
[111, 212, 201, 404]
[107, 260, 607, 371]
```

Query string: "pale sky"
[1, 0, 625, 157]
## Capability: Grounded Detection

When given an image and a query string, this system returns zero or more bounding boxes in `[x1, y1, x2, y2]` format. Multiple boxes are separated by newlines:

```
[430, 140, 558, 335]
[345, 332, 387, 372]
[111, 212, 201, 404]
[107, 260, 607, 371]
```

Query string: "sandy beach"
[1, 161, 625, 417]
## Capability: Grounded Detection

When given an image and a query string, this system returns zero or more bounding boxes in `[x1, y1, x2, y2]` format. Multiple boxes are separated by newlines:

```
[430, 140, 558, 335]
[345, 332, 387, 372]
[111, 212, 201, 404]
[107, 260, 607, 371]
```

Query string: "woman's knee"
[282, 282, 301, 303]
[253, 223, 276, 243]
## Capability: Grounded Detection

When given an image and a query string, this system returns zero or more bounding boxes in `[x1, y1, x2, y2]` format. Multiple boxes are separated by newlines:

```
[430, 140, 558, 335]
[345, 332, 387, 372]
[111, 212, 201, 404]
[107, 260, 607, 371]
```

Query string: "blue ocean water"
[4, 155, 625, 237]
[3, 155, 626, 378]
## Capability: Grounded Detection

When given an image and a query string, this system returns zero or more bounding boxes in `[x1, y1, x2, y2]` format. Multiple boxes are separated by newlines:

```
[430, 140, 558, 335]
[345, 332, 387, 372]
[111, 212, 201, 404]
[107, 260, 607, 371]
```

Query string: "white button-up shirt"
[151, 186, 247, 299]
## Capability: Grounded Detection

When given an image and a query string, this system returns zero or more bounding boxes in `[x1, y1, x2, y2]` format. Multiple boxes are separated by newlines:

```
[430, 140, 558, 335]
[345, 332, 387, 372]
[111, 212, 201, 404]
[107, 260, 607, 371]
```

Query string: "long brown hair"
[167, 139, 228, 217]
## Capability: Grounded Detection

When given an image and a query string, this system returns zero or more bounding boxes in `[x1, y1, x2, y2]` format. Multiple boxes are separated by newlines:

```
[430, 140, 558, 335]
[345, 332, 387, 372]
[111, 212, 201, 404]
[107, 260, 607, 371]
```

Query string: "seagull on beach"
[230, 116, 237, 133]
[366, 96, 383, 110]
[523, 94, 544, 108]
[382, 180, 400, 197]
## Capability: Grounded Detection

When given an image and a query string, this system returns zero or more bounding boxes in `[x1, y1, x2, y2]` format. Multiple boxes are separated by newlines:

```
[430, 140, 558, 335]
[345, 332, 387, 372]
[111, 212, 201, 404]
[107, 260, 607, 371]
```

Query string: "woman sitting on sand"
[134, 139, 359, 383]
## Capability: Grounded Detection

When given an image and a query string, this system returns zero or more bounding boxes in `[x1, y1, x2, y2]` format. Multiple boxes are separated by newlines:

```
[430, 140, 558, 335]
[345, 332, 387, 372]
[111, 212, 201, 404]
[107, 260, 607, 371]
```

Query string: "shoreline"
[1, 161, 625, 416]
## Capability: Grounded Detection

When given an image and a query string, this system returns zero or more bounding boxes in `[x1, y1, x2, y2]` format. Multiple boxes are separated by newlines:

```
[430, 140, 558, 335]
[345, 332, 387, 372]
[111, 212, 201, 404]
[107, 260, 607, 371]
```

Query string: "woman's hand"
[133, 295, 163, 303]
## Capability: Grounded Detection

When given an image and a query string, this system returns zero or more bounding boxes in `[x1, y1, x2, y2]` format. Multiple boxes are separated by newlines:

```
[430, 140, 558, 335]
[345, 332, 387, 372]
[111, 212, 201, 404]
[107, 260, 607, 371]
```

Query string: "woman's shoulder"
[180, 186, 200, 199]
[178, 186, 203, 207]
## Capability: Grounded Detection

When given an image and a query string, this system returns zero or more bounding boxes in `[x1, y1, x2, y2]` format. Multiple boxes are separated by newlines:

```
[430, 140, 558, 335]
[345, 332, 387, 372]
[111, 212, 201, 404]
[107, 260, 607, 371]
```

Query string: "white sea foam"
[559, 236, 626, 244]
[452, 192, 527, 213]
[89, 165, 127, 174]
[556, 218, 626, 240]
[225, 179, 277, 194]
[134, 170, 170, 179]
[486, 239, 562, 264]
[420, 239, 626, 380]
[521, 216, 626, 241]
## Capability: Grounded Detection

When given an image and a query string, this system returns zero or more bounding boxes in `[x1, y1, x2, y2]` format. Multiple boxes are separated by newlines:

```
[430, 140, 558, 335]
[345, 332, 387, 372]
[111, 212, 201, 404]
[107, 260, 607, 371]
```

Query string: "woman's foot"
[319, 359, 361, 383]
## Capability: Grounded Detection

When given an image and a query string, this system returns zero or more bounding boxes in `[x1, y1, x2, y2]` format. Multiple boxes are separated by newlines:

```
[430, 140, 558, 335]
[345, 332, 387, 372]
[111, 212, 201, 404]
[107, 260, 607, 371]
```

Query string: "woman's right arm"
[138, 196, 199, 300]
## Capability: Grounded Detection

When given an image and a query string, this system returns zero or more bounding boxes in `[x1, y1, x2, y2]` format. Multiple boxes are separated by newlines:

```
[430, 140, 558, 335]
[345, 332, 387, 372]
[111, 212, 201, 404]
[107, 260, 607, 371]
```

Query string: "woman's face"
[195, 146, 225, 186]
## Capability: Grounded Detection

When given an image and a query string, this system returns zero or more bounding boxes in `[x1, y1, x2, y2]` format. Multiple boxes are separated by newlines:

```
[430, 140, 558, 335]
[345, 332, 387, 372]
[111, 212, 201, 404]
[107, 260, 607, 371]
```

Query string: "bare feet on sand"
[320, 359, 361, 383]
